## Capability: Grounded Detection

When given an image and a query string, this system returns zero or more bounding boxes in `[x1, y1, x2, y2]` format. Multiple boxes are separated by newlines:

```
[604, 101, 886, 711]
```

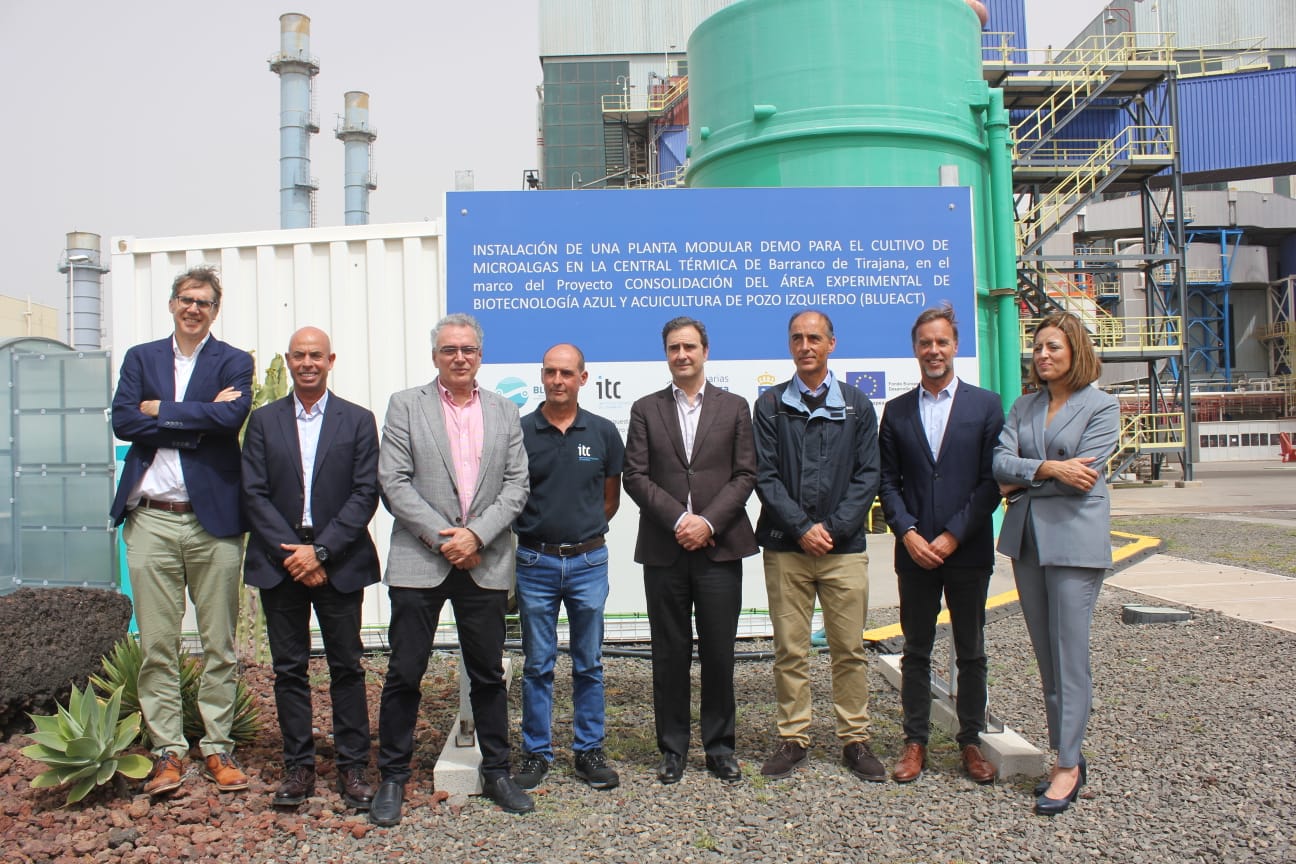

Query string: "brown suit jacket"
[623, 382, 758, 567]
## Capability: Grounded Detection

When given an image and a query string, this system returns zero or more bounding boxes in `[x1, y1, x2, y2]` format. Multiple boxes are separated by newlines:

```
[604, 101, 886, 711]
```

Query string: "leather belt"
[136, 497, 193, 514]
[517, 535, 605, 558]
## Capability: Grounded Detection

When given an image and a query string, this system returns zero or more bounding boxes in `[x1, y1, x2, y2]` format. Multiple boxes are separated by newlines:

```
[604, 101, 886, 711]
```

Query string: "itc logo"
[596, 377, 622, 399]
[577, 443, 591, 457]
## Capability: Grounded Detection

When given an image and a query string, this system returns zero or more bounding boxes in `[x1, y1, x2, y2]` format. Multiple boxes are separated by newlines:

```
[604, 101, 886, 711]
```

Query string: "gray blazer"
[378, 382, 530, 591]
[993, 385, 1120, 569]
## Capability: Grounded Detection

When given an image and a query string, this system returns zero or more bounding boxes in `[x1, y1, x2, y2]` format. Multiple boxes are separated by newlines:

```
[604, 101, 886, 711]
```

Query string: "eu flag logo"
[847, 371, 886, 399]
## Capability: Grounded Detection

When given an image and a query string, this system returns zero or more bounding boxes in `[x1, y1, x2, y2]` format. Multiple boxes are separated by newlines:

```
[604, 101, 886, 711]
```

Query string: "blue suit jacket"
[110, 336, 253, 538]
[878, 380, 1005, 573]
[241, 392, 381, 594]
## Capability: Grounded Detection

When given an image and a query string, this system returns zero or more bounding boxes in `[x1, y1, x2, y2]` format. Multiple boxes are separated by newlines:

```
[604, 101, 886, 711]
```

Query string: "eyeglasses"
[437, 345, 480, 357]
[173, 295, 218, 311]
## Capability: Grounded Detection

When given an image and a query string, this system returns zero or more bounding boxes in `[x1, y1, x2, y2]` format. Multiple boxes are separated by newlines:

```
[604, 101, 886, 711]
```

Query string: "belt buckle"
[556, 543, 577, 557]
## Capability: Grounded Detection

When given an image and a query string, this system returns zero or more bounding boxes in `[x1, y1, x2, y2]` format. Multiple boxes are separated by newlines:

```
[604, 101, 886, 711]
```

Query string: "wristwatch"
[313, 544, 330, 563]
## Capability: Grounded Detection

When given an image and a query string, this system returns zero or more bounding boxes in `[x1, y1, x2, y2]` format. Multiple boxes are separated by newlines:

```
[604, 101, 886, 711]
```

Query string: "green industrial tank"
[685, 0, 1018, 397]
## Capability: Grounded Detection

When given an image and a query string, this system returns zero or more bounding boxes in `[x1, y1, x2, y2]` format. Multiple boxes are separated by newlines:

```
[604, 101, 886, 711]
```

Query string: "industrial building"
[537, 0, 1296, 473]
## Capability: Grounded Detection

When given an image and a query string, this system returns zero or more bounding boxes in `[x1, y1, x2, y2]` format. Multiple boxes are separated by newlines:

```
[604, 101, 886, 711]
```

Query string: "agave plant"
[21, 684, 152, 804]
[89, 635, 261, 748]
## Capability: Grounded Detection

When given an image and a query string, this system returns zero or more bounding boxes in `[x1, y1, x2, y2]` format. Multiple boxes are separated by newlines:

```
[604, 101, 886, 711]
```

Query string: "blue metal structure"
[268, 13, 320, 229]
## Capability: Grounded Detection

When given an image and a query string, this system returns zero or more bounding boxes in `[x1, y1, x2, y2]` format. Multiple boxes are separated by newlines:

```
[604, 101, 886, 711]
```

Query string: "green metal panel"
[686, 0, 1013, 390]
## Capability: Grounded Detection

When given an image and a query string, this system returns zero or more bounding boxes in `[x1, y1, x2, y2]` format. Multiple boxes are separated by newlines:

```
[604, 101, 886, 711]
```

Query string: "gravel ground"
[5, 513, 1295, 863]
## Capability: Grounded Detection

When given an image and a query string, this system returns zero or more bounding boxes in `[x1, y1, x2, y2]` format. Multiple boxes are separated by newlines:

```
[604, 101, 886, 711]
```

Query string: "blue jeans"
[515, 544, 610, 760]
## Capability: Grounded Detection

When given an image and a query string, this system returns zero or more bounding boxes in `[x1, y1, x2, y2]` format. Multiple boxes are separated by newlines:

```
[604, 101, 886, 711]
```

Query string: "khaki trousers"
[763, 549, 871, 746]
[124, 507, 242, 758]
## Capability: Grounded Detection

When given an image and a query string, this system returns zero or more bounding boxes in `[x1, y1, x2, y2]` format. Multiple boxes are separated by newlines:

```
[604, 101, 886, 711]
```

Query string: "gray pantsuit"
[993, 385, 1119, 768]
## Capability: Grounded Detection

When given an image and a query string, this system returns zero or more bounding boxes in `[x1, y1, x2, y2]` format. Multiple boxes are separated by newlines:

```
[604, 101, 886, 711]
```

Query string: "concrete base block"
[1122, 604, 1193, 624]
[878, 654, 1046, 780]
[1175, 480, 1204, 488]
[433, 656, 514, 797]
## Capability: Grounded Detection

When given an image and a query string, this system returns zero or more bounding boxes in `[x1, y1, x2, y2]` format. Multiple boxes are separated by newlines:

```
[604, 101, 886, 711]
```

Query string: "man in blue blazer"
[878, 305, 1004, 785]
[110, 266, 253, 797]
[242, 327, 380, 811]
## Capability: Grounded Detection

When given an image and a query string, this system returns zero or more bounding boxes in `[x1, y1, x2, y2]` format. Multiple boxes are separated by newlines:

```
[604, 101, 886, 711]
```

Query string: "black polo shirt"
[514, 404, 625, 544]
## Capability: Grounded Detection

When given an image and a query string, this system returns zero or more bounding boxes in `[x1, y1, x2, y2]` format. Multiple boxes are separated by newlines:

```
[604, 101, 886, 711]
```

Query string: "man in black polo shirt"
[512, 343, 625, 791]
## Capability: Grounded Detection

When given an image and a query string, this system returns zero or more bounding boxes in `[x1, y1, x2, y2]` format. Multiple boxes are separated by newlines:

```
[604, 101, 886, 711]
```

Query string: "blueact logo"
[495, 377, 530, 408]
[846, 371, 886, 399]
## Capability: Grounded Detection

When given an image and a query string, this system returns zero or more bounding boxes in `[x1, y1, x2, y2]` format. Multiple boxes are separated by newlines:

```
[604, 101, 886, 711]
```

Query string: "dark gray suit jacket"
[993, 385, 1120, 569]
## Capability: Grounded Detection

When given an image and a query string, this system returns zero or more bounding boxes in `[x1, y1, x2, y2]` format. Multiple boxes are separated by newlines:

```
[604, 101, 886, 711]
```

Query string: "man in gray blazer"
[370, 313, 532, 824]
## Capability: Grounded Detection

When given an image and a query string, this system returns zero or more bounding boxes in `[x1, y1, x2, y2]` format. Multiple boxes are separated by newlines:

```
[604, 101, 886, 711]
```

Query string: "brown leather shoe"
[760, 740, 808, 778]
[143, 753, 185, 797]
[202, 752, 249, 792]
[891, 742, 926, 783]
[961, 744, 996, 784]
[842, 741, 887, 783]
[273, 765, 315, 807]
[337, 765, 375, 810]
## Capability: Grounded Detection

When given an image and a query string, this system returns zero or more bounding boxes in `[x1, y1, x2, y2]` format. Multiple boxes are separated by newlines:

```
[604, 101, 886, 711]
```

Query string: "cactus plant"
[89, 635, 261, 748]
[21, 684, 152, 804]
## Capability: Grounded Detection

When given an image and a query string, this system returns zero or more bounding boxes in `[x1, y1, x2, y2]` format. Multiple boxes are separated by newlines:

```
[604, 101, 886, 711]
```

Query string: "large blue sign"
[446, 187, 974, 364]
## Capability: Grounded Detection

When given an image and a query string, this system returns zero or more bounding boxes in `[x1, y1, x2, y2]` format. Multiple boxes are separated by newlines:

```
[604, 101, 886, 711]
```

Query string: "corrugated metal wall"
[109, 221, 443, 629]
[1153, 0, 1296, 50]
[1177, 68, 1296, 178]
[539, 0, 737, 56]
[984, 0, 1026, 48]
[543, 0, 1027, 57]
[1043, 68, 1296, 181]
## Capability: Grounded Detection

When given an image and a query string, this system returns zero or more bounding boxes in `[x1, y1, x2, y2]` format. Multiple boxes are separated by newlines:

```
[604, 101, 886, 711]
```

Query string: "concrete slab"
[434, 655, 514, 797]
[1108, 555, 1296, 635]
[877, 655, 1046, 780]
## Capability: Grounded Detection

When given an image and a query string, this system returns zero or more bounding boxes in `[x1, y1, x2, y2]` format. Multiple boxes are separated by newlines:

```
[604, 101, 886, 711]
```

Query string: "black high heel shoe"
[1034, 758, 1085, 816]
[1033, 754, 1086, 797]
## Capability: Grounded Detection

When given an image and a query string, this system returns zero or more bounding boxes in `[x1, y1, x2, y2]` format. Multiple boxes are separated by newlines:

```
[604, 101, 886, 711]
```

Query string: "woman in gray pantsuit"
[993, 312, 1119, 816]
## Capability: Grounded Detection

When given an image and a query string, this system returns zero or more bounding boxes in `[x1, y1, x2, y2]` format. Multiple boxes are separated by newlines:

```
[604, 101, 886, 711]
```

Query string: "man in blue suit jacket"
[242, 327, 380, 811]
[878, 305, 1004, 785]
[110, 266, 253, 797]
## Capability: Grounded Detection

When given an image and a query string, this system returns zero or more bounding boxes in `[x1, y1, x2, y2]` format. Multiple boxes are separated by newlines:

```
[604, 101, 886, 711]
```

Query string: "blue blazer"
[993, 385, 1120, 569]
[110, 336, 253, 538]
[241, 392, 381, 594]
[878, 380, 1005, 573]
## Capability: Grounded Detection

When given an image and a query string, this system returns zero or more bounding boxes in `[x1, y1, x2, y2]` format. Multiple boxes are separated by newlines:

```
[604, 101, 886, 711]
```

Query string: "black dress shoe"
[705, 754, 742, 783]
[483, 774, 535, 814]
[273, 765, 315, 807]
[1033, 755, 1087, 797]
[656, 752, 685, 785]
[1034, 767, 1083, 816]
[368, 779, 404, 827]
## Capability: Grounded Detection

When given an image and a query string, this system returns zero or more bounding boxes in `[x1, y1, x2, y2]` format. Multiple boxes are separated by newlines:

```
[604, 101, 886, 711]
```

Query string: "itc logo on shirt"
[576, 442, 598, 462]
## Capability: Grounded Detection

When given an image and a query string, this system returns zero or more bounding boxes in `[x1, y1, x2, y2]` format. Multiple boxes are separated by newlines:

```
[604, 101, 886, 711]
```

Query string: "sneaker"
[202, 752, 249, 792]
[760, 740, 808, 778]
[513, 752, 551, 790]
[143, 753, 185, 797]
[573, 748, 620, 790]
[842, 741, 887, 783]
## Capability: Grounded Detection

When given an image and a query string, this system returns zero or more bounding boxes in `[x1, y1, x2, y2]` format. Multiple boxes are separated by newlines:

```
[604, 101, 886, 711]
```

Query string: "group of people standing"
[110, 265, 1118, 826]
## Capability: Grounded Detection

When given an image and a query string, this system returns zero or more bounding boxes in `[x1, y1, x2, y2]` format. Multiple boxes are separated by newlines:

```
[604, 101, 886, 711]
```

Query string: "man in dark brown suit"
[623, 316, 758, 786]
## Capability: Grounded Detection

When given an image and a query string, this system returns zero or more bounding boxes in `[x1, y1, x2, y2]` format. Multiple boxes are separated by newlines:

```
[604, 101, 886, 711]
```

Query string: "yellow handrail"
[1019, 315, 1183, 352]
[1107, 411, 1185, 474]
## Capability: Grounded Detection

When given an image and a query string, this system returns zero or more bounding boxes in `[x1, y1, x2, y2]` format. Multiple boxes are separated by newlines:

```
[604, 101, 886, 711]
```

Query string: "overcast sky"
[0, 0, 1108, 320]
